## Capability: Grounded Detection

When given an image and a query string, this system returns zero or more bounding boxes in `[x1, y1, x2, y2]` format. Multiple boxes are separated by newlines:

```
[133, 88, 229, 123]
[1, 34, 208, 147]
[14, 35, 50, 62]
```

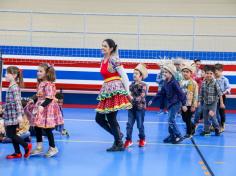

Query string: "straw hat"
[157, 59, 172, 67]
[181, 61, 196, 73]
[163, 63, 176, 76]
[135, 63, 148, 80]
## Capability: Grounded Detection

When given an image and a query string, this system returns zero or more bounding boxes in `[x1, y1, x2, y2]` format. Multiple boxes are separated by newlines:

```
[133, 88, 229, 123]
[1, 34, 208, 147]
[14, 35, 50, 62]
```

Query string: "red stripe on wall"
[5, 58, 236, 70]
[3, 58, 159, 69]
[2, 82, 158, 92]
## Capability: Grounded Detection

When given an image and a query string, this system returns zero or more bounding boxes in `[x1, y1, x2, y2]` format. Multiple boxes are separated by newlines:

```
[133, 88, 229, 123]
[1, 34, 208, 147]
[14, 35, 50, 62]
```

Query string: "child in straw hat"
[156, 59, 169, 114]
[180, 62, 198, 138]
[124, 64, 148, 148]
[149, 63, 186, 144]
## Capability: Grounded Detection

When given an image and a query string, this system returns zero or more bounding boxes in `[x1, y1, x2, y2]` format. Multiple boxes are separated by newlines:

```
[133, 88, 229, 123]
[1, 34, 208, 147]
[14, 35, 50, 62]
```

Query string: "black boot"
[106, 141, 124, 152]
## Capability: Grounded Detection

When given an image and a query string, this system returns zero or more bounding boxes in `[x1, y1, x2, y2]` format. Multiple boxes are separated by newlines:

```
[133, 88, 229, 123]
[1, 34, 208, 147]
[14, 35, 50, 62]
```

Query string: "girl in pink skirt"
[30, 63, 63, 158]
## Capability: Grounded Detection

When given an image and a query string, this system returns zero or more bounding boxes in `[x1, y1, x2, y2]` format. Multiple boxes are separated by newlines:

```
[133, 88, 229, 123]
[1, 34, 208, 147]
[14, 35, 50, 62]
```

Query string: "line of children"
[151, 59, 230, 140]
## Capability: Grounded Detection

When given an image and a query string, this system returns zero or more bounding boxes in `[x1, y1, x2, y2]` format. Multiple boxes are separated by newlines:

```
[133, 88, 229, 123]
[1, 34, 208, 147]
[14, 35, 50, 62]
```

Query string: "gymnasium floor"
[0, 108, 235, 176]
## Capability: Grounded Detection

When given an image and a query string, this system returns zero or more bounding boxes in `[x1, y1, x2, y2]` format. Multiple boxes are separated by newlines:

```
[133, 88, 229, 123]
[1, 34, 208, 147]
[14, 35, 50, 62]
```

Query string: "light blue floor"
[0, 108, 236, 176]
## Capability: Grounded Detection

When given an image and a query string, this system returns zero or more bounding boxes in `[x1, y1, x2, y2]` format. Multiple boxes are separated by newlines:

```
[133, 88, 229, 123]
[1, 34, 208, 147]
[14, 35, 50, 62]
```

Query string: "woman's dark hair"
[103, 39, 118, 54]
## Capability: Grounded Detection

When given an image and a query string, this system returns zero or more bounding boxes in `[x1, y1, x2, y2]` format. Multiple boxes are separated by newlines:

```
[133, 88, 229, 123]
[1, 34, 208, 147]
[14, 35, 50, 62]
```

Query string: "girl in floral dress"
[95, 39, 132, 152]
[30, 63, 63, 157]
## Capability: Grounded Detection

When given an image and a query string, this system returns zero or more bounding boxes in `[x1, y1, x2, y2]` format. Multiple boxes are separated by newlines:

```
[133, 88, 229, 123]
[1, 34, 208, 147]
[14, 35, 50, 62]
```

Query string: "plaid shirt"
[3, 84, 24, 126]
[199, 79, 222, 105]
[130, 81, 148, 110]
[216, 76, 231, 94]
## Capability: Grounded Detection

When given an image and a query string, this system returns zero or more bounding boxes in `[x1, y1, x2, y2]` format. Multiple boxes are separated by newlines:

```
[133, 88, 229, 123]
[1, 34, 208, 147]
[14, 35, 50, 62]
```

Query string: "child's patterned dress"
[33, 81, 64, 128]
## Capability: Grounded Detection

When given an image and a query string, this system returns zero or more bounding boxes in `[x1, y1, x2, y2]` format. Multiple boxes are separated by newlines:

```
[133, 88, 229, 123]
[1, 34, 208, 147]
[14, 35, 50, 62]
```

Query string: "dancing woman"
[95, 39, 132, 152]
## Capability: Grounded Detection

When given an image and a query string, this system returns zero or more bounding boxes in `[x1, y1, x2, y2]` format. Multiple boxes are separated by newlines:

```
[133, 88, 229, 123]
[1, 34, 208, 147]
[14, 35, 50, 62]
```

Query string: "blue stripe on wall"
[1, 45, 236, 61]
[3, 69, 158, 82]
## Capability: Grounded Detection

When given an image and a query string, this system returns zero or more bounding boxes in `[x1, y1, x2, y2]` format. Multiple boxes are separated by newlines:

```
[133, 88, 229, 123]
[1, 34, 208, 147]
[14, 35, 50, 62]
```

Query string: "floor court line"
[191, 138, 215, 176]
[51, 139, 236, 149]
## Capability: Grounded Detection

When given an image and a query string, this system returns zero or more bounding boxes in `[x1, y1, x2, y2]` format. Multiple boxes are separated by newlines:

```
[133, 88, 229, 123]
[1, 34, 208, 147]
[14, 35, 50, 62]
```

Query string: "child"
[180, 63, 198, 138]
[193, 59, 202, 80]
[55, 91, 69, 137]
[214, 63, 231, 132]
[173, 58, 183, 82]
[193, 68, 206, 129]
[156, 60, 168, 114]
[3, 66, 32, 159]
[124, 64, 148, 148]
[149, 63, 186, 144]
[199, 65, 224, 136]
[31, 63, 64, 157]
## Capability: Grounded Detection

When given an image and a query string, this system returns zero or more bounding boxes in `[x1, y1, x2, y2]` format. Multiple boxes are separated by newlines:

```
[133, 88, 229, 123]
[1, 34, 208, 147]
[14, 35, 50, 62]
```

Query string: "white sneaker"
[45, 147, 58, 158]
[31, 142, 43, 156]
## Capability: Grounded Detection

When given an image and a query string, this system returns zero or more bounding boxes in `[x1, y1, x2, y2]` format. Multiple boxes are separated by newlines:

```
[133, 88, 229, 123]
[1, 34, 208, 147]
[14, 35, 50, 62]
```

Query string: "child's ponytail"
[17, 69, 24, 88]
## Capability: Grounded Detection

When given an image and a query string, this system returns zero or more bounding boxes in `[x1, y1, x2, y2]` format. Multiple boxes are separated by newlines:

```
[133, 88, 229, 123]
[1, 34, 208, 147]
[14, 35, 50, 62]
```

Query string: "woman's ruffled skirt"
[96, 80, 132, 114]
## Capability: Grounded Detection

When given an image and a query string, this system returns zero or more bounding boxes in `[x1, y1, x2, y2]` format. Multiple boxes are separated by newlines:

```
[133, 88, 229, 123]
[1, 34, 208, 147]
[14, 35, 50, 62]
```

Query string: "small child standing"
[199, 65, 224, 136]
[55, 91, 69, 137]
[156, 60, 168, 114]
[124, 64, 148, 148]
[173, 58, 183, 82]
[3, 66, 32, 159]
[149, 63, 186, 144]
[214, 64, 231, 132]
[31, 63, 64, 157]
[193, 59, 202, 81]
[193, 68, 206, 130]
[180, 63, 198, 138]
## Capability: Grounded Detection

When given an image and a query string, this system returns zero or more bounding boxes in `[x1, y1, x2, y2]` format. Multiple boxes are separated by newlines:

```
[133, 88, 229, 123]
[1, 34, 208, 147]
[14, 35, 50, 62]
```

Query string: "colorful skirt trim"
[96, 80, 132, 114]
